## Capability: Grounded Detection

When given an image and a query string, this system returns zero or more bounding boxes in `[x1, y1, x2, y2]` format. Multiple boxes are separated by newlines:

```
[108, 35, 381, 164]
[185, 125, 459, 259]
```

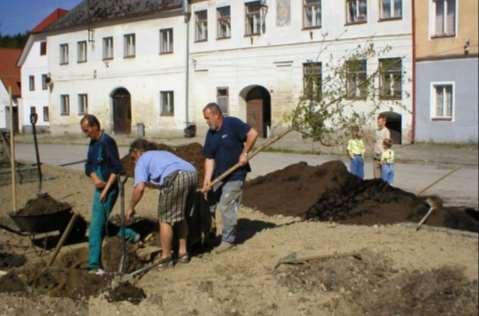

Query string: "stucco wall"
[415, 57, 478, 142]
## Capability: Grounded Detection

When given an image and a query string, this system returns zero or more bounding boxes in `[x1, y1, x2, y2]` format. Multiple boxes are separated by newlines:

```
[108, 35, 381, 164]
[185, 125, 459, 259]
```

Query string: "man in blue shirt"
[81, 114, 139, 275]
[126, 138, 197, 267]
[200, 103, 258, 252]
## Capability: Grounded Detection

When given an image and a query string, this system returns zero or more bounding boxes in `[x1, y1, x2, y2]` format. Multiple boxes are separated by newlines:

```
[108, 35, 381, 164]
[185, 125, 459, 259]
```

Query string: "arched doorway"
[240, 85, 271, 138]
[380, 111, 402, 144]
[111, 88, 131, 134]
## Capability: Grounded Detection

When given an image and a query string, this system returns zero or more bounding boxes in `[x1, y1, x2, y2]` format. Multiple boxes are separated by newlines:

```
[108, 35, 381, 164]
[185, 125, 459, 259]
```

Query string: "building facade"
[414, 0, 478, 142]
[0, 48, 22, 133]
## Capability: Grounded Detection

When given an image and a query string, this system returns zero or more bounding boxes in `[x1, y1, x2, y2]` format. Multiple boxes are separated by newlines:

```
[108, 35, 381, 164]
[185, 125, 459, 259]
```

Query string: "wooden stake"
[8, 86, 16, 212]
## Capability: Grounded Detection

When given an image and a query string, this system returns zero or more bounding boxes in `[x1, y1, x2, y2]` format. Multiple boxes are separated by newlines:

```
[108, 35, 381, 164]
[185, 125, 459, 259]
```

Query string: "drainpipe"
[184, 0, 191, 128]
[411, 0, 416, 143]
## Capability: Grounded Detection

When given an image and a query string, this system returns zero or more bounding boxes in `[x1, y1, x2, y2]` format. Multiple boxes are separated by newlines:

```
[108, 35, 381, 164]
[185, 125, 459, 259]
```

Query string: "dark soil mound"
[244, 161, 478, 232]
[15, 193, 71, 216]
[0, 252, 26, 269]
[121, 142, 205, 182]
[106, 282, 146, 305]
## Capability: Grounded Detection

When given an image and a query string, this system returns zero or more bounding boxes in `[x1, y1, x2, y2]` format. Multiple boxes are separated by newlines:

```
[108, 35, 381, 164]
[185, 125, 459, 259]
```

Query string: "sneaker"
[88, 268, 106, 276]
[214, 242, 234, 254]
[132, 233, 141, 243]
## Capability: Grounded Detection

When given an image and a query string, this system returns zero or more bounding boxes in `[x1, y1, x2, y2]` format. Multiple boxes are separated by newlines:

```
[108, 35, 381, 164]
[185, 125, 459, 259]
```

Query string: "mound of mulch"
[14, 193, 71, 216]
[121, 142, 205, 182]
[243, 161, 478, 232]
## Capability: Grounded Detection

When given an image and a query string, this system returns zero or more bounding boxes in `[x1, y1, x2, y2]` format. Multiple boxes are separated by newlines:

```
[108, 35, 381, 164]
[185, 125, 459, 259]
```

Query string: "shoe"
[177, 253, 190, 264]
[132, 233, 141, 243]
[156, 257, 174, 270]
[214, 242, 234, 254]
[88, 268, 106, 276]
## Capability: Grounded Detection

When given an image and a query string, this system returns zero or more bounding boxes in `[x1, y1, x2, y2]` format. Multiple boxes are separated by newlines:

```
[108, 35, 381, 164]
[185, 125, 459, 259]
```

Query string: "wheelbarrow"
[8, 206, 73, 235]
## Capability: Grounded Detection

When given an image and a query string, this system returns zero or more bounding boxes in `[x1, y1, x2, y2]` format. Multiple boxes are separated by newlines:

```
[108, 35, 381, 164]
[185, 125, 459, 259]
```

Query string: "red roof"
[32, 8, 69, 33]
[0, 48, 22, 97]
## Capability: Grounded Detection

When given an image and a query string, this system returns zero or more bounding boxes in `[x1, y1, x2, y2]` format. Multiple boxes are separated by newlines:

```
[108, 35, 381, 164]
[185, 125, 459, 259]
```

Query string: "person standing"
[126, 139, 197, 267]
[200, 103, 258, 252]
[380, 138, 395, 185]
[373, 113, 391, 178]
[80, 114, 139, 275]
[347, 126, 366, 179]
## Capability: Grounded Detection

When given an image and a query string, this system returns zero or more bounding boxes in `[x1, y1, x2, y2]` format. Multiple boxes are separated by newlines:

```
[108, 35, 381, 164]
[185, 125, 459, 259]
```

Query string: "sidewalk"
[13, 130, 478, 166]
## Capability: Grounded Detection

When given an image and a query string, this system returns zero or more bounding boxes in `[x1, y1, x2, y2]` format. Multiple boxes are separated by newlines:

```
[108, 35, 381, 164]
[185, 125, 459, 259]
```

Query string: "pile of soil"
[105, 282, 146, 305]
[0, 251, 26, 269]
[14, 193, 71, 216]
[244, 161, 478, 232]
[121, 142, 205, 182]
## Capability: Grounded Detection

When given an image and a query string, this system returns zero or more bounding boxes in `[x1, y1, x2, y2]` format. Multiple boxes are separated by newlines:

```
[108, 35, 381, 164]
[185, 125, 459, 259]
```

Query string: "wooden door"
[247, 99, 263, 136]
[113, 92, 131, 134]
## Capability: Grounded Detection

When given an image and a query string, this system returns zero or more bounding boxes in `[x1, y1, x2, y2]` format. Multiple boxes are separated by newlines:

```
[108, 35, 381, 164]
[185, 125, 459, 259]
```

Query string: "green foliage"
[0, 32, 29, 48]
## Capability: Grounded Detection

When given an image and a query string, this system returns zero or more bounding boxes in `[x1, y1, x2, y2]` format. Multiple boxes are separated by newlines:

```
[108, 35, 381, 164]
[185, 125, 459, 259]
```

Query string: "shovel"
[118, 174, 129, 273]
[30, 113, 46, 197]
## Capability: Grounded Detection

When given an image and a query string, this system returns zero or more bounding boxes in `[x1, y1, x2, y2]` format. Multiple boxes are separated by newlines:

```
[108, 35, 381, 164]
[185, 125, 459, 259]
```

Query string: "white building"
[45, 0, 412, 143]
[17, 9, 68, 133]
[0, 48, 22, 132]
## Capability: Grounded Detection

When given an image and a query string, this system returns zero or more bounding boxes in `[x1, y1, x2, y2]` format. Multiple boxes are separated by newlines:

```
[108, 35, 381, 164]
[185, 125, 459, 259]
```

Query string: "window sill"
[160, 114, 174, 117]
[194, 39, 208, 43]
[345, 20, 367, 26]
[59, 62, 69, 66]
[60, 113, 69, 116]
[379, 96, 402, 100]
[244, 33, 262, 37]
[103, 57, 114, 61]
[159, 51, 174, 55]
[345, 96, 367, 100]
[77, 60, 87, 64]
[431, 34, 456, 39]
[216, 36, 231, 40]
[431, 117, 452, 121]
[302, 26, 321, 31]
[378, 16, 402, 22]
[123, 55, 136, 59]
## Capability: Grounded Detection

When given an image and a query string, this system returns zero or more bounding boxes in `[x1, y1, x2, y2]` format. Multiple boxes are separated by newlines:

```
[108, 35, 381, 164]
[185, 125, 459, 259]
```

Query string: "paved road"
[14, 143, 479, 208]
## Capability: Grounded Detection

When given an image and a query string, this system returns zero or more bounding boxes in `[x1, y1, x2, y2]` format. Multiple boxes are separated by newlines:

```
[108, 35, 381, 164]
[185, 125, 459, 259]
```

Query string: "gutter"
[184, 0, 191, 127]
[411, 0, 416, 143]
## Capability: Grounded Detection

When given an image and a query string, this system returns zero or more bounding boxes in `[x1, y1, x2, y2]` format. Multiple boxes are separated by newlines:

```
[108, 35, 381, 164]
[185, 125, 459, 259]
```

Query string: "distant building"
[0, 48, 22, 132]
[17, 8, 68, 133]
[414, 0, 478, 142]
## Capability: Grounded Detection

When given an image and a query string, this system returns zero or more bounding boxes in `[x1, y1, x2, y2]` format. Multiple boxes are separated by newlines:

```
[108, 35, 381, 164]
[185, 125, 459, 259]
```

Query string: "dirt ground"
[0, 165, 478, 315]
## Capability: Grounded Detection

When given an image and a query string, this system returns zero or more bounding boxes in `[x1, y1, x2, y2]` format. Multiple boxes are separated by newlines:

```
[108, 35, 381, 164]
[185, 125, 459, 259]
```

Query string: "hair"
[383, 138, 393, 149]
[351, 125, 361, 138]
[129, 138, 157, 153]
[377, 113, 387, 121]
[203, 102, 222, 115]
[80, 114, 100, 129]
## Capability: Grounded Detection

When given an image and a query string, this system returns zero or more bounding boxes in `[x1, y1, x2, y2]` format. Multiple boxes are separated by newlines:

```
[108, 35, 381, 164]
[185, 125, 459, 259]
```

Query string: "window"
[216, 87, 229, 114]
[43, 106, 49, 122]
[60, 95, 70, 116]
[245, 1, 266, 36]
[379, 58, 402, 99]
[40, 41, 47, 55]
[195, 10, 208, 42]
[303, 62, 322, 100]
[304, 0, 321, 29]
[160, 28, 174, 54]
[103, 37, 114, 60]
[30, 106, 36, 115]
[431, 83, 453, 120]
[346, 59, 367, 99]
[160, 91, 174, 116]
[60, 43, 69, 65]
[346, 0, 367, 24]
[77, 41, 87, 63]
[29, 75, 35, 91]
[217, 6, 231, 39]
[41, 74, 48, 90]
[432, 0, 456, 37]
[124, 34, 135, 58]
[78, 94, 88, 115]
[380, 0, 402, 19]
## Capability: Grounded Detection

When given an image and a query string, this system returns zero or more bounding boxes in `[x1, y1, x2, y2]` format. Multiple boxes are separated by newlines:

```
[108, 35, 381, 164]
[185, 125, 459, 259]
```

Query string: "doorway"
[241, 85, 271, 138]
[380, 111, 402, 144]
[111, 88, 131, 134]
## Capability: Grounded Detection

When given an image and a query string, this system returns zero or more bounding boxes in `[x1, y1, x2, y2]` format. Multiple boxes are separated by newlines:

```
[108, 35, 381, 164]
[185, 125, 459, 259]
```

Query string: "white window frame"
[43, 106, 49, 122]
[429, 0, 457, 38]
[78, 93, 88, 115]
[430, 81, 455, 121]
[346, 0, 368, 24]
[216, 87, 229, 115]
[346, 59, 368, 99]
[303, 0, 322, 29]
[379, 0, 402, 20]
[160, 28, 174, 54]
[77, 40, 87, 63]
[60, 94, 70, 116]
[195, 10, 208, 42]
[103, 37, 114, 60]
[41, 74, 48, 90]
[160, 91, 175, 116]
[59, 43, 69, 65]
[245, 1, 266, 36]
[40, 41, 47, 56]
[379, 58, 402, 99]
[216, 6, 231, 39]
[29, 75, 35, 91]
[124, 33, 136, 58]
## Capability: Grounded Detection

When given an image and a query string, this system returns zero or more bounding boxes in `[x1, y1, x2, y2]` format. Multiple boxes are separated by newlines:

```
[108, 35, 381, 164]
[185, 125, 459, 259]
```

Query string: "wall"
[415, 57, 478, 142]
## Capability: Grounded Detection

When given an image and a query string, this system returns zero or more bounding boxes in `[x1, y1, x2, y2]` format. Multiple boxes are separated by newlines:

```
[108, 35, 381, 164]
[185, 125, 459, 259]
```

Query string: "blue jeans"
[381, 164, 395, 185]
[209, 180, 243, 244]
[350, 155, 364, 179]
[88, 188, 139, 269]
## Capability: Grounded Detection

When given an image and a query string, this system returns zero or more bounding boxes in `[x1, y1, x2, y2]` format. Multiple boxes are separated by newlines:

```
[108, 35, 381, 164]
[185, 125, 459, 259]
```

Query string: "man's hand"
[100, 188, 108, 202]
[239, 152, 248, 166]
[200, 182, 212, 200]
[126, 207, 135, 223]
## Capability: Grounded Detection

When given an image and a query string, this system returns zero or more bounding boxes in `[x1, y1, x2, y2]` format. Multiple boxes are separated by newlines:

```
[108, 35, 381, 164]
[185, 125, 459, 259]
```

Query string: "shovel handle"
[48, 213, 78, 267]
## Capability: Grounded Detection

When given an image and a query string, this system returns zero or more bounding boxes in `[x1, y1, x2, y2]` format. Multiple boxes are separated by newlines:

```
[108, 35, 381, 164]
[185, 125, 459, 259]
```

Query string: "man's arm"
[126, 182, 145, 221]
[100, 173, 117, 201]
[201, 158, 215, 193]
[239, 128, 258, 165]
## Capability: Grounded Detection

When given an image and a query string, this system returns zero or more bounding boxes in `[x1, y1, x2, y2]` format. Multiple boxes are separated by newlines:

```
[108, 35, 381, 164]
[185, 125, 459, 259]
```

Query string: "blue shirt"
[85, 132, 122, 182]
[134, 151, 195, 186]
[203, 116, 251, 182]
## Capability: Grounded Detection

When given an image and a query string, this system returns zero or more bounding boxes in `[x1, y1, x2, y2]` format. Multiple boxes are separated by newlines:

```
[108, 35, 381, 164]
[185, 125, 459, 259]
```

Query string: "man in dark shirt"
[81, 114, 138, 275]
[200, 103, 258, 252]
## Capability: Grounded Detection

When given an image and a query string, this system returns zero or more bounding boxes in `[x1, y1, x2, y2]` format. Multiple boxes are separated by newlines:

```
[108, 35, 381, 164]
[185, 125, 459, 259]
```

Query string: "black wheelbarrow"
[8, 207, 73, 235]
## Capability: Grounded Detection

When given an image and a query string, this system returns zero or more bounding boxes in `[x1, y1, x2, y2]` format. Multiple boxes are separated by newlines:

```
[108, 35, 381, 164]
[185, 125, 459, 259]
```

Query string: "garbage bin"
[136, 123, 145, 137]
[184, 123, 196, 138]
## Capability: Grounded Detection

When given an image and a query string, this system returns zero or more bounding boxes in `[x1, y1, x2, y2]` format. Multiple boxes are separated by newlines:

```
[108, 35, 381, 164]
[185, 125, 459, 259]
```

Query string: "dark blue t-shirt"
[203, 116, 251, 182]
[85, 132, 122, 183]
